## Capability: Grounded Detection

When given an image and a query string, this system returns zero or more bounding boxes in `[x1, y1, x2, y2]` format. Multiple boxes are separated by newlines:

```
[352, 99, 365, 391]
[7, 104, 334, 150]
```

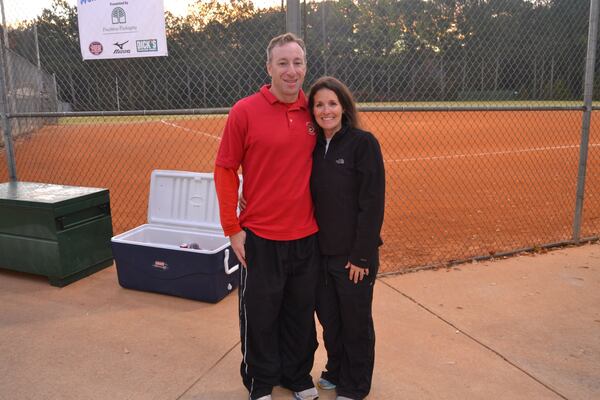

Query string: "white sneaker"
[253, 395, 272, 400]
[293, 386, 319, 400]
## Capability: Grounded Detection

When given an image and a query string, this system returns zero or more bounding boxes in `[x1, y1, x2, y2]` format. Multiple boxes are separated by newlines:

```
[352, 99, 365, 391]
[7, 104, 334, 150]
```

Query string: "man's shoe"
[253, 396, 272, 400]
[317, 377, 336, 390]
[293, 386, 319, 400]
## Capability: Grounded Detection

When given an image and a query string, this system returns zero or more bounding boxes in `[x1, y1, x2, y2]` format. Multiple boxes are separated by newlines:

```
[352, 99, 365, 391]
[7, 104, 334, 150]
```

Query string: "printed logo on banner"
[111, 7, 127, 24]
[89, 41, 103, 55]
[102, 7, 137, 34]
[113, 40, 131, 55]
[136, 39, 158, 52]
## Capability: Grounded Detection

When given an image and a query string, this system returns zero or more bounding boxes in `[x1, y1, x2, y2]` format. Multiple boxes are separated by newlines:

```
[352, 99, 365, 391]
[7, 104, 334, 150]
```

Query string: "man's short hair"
[266, 32, 306, 64]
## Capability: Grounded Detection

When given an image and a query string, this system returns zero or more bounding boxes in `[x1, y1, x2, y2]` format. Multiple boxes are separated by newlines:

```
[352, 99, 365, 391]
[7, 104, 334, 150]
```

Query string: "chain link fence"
[0, 47, 58, 146]
[1, 0, 599, 273]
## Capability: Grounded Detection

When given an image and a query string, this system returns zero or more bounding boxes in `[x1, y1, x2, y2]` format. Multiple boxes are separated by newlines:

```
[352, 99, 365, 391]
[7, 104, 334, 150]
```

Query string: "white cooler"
[111, 170, 239, 303]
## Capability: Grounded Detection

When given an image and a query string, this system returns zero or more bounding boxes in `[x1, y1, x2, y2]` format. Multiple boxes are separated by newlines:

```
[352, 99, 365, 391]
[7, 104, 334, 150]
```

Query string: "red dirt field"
[1, 110, 599, 273]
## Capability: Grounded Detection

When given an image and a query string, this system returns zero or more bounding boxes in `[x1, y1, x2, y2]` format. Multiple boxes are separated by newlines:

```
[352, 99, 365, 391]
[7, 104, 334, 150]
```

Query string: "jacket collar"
[317, 121, 350, 144]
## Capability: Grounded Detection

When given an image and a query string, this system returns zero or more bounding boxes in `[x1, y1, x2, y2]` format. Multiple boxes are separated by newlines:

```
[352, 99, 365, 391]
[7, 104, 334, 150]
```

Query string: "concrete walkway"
[1, 243, 598, 400]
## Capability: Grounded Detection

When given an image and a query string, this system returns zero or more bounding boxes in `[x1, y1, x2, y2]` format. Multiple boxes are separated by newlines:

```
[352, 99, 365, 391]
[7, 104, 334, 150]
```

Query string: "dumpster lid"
[0, 181, 107, 207]
[148, 170, 225, 234]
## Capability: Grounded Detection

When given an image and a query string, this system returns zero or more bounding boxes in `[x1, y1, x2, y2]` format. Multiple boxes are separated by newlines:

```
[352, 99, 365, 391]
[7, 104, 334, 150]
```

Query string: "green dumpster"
[0, 181, 113, 287]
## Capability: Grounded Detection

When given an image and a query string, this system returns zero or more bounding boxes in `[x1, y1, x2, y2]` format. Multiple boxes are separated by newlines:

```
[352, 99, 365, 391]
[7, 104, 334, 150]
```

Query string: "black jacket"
[310, 123, 385, 268]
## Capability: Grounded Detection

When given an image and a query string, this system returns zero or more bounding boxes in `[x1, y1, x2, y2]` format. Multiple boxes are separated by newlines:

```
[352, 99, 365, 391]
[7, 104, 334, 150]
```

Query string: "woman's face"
[312, 88, 343, 138]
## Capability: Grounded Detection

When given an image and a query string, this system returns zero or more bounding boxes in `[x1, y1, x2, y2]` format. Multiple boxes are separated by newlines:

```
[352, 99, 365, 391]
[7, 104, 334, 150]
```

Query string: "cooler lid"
[148, 170, 224, 233]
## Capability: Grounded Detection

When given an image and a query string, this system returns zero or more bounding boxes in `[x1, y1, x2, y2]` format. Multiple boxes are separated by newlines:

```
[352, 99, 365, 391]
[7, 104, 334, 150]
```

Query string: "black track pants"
[239, 229, 320, 400]
[316, 255, 377, 400]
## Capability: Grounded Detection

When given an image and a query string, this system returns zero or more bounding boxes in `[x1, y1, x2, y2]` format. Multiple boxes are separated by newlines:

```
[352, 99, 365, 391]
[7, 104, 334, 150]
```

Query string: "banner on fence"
[77, 0, 168, 60]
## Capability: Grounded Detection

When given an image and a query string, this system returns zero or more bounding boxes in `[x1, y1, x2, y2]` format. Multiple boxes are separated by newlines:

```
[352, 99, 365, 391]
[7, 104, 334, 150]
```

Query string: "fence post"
[0, 0, 16, 181]
[573, 0, 600, 242]
[321, 2, 327, 75]
[286, 0, 301, 36]
[53, 73, 58, 109]
[115, 77, 120, 111]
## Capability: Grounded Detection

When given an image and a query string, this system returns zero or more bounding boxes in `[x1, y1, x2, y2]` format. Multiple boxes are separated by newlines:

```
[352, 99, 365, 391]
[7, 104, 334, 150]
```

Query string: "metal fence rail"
[0, 49, 57, 145]
[1, 0, 599, 273]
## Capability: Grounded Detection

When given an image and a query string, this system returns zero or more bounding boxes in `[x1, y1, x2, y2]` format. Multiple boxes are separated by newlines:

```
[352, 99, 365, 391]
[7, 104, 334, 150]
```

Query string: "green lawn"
[56, 100, 591, 125]
[57, 113, 226, 125]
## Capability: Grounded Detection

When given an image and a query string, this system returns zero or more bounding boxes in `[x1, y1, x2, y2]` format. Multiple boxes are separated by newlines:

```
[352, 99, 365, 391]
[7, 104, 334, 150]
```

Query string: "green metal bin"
[0, 181, 113, 286]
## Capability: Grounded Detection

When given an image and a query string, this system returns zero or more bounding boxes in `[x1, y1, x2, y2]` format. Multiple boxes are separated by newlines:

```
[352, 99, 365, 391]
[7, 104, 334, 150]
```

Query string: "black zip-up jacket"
[310, 123, 385, 268]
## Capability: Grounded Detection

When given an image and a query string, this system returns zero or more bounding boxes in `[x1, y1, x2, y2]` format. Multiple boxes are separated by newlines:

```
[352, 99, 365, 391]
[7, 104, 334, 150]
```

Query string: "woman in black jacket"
[308, 76, 385, 400]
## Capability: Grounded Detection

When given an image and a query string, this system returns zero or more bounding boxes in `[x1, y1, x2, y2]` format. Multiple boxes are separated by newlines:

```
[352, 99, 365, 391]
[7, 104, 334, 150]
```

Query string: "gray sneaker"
[293, 386, 319, 400]
[317, 377, 336, 390]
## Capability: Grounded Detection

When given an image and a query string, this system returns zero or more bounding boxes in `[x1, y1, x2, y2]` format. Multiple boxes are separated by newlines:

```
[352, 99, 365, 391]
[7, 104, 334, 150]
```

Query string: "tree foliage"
[7, 0, 593, 110]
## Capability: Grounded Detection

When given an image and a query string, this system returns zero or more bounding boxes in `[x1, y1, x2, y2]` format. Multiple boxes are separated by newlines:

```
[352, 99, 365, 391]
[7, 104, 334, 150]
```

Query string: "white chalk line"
[385, 143, 600, 163]
[160, 119, 221, 140]
[156, 122, 599, 163]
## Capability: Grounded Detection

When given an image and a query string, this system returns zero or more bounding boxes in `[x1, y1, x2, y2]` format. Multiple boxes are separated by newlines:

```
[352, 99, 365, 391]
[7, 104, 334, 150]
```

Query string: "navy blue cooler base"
[112, 242, 239, 303]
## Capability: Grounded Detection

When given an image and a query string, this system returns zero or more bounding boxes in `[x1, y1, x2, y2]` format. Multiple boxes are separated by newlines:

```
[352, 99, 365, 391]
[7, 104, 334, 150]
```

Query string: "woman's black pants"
[316, 254, 377, 400]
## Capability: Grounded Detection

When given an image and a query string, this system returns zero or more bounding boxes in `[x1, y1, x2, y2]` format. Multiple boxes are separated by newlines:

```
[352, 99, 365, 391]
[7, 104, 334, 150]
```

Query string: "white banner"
[77, 0, 168, 60]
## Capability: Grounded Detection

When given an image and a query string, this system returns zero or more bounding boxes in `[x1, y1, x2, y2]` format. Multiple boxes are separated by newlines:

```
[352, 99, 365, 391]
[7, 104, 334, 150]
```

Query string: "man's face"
[267, 42, 307, 103]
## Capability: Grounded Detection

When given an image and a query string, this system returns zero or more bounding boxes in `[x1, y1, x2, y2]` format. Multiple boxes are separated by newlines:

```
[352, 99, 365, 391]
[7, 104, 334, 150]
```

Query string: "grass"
[57, 114, 226, 125]
[56, 100, 590, 125]
[356, 100, 587, 107]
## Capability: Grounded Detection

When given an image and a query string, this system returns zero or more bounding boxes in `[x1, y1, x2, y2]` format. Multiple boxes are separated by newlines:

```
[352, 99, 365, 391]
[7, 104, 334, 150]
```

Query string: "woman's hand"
[346, 262, 369, 284]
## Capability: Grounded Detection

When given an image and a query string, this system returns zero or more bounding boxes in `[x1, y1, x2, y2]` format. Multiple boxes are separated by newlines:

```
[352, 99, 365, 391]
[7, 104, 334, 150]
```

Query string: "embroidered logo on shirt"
[306, 122, 316, 135]
[336, 158, 345, 164]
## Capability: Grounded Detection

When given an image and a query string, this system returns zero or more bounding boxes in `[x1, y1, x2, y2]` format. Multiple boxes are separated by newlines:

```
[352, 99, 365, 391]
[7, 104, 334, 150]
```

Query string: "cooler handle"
[224, 249, 240, 275]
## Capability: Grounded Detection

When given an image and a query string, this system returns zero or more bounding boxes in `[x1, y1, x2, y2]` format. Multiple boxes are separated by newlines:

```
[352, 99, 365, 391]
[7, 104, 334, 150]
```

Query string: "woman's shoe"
[317, 377, 336, 390]
[293, 386, 319, 400]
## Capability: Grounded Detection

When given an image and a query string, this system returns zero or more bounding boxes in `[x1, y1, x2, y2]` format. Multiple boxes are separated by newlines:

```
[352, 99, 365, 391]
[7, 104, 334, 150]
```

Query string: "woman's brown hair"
[308, 76, 359, 133]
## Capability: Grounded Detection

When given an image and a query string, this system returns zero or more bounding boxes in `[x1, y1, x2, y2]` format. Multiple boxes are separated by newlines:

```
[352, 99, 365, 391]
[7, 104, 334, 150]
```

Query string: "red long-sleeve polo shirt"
[215, 85, 318, 240]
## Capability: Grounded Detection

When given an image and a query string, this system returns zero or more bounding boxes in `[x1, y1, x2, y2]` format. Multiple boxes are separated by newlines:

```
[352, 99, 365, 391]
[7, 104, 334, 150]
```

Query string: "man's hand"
[230, 230, 247, 268]
[346, 261, 369, 284]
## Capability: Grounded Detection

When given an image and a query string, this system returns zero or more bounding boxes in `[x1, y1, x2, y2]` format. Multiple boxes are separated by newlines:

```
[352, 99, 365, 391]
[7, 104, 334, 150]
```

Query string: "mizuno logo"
[113, 40, 129, 49]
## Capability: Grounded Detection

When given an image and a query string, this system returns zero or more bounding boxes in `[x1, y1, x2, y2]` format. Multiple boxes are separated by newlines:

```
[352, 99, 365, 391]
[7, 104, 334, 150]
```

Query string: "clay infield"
[1, 110, 599, 272]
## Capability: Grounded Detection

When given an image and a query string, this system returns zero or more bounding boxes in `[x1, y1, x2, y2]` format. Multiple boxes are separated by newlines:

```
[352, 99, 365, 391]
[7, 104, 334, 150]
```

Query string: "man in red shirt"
[214, 33, 320, 400]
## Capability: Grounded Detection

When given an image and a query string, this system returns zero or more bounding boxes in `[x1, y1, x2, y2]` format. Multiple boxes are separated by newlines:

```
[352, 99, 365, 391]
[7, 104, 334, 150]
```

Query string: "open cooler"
[111, 170, 239, 303]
